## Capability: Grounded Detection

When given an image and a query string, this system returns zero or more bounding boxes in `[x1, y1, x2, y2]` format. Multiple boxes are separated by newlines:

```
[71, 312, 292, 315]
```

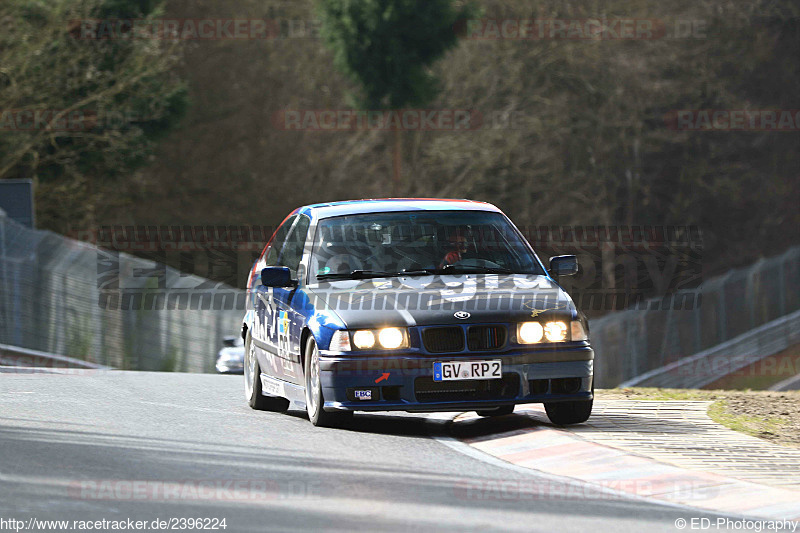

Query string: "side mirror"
[549, 255, 579, 277]
[261, 267, 295, 287]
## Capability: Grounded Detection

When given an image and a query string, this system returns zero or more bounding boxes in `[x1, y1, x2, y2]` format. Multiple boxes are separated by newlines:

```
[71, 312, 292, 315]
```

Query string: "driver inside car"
[439, 233, 469, 268]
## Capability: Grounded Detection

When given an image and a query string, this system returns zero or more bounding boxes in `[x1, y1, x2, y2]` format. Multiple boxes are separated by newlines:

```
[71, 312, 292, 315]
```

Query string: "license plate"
[433, 360, 502, 382]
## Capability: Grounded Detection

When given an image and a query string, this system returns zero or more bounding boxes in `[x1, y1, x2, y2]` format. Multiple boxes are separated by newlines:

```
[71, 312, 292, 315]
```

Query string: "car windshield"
[309, 210, 545, 281]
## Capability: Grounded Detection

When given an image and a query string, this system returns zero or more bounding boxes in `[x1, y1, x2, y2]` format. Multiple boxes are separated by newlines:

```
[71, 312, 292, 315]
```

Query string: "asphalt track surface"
[0, 371, 736, 532]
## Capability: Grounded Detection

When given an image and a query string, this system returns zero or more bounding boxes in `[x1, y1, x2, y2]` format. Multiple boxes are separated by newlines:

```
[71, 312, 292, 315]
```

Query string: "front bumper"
[318, 344, 593, 412]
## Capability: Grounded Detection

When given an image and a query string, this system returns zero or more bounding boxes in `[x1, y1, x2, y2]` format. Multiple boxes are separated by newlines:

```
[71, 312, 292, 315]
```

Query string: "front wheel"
[544, 398, 592, 425]
[304, 337, 351, 427]
[544, 379, 594, 425]
[244, 331, 290, 412]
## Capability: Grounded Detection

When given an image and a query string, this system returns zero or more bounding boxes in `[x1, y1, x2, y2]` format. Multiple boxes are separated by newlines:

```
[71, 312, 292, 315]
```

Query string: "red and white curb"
[444, 401, 800, 521]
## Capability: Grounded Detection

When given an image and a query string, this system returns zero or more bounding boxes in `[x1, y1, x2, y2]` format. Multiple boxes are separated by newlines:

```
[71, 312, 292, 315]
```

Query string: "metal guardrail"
[0, 342, 110, 369]
[619, 308, 800, 388]
[0, 213, 243, 372]
[591, 245, 800, 387]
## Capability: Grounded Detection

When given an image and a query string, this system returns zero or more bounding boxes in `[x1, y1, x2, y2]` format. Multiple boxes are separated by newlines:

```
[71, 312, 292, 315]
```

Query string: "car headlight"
[352, 330, 376, 349]
[518, 321, 580, 343]
[518, 322, 544, 344]
[345, 328, 409, 351]
[571, 321, 588, 341]
[378, 327, 405, 349]
[544, 321, 568, 342]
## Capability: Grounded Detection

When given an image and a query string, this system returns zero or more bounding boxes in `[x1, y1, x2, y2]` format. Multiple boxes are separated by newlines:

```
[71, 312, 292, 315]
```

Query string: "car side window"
[279, 215, 310, 278]
[264, 215, 297, 267]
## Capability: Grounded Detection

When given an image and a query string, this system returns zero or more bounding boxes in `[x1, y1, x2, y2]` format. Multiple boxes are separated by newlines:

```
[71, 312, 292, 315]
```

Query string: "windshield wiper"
[318, 268, 447, 280]
[437, 265, 515, 275]
[317, 266, 517, 281]
[317, 270, 398, 280]
[398, 268, 439, 276]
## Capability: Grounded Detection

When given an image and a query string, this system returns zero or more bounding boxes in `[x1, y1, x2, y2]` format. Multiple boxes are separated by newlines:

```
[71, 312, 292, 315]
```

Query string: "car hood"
[307, 274, 576, 329]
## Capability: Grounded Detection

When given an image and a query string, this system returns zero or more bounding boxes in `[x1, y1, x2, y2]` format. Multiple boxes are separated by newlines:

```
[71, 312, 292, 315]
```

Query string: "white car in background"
[215, 336, 244, 374]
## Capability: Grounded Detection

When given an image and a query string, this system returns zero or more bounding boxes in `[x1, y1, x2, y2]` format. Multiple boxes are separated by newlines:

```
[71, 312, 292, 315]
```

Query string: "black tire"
[476, 405, 515, 417]
[544, 398, 592, 425]
[545, 380, 594, 425]
[244, 331, 290, 412]
[304, 336, 351, 427]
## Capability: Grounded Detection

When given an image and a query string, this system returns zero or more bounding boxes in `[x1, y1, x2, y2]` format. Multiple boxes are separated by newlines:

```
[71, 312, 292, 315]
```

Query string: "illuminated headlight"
[571, 321, 588, 341]
[352, 330, 376, 350]
[544, 321, 568, 342]
[349, 328, 409, 350]
[378, 327, 405, 349]
[518, 322, 544, 344]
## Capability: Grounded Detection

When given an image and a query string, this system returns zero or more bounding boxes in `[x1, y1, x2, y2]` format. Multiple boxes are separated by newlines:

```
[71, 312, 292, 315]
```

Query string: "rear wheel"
[244, 331, 290, 412]
[476, 405, 515, 417]
[304, 337, 351, 427]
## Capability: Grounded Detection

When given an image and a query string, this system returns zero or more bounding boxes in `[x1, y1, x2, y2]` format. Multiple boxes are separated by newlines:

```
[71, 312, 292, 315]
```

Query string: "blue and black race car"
[242, 199, 593, 427]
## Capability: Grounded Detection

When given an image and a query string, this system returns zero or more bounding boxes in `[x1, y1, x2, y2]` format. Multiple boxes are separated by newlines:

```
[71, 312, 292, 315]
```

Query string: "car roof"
[296, 198, 503, 220]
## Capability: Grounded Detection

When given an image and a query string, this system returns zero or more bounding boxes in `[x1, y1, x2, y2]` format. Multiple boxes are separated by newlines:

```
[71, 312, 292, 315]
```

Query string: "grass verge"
[597, 388, 800, 448]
